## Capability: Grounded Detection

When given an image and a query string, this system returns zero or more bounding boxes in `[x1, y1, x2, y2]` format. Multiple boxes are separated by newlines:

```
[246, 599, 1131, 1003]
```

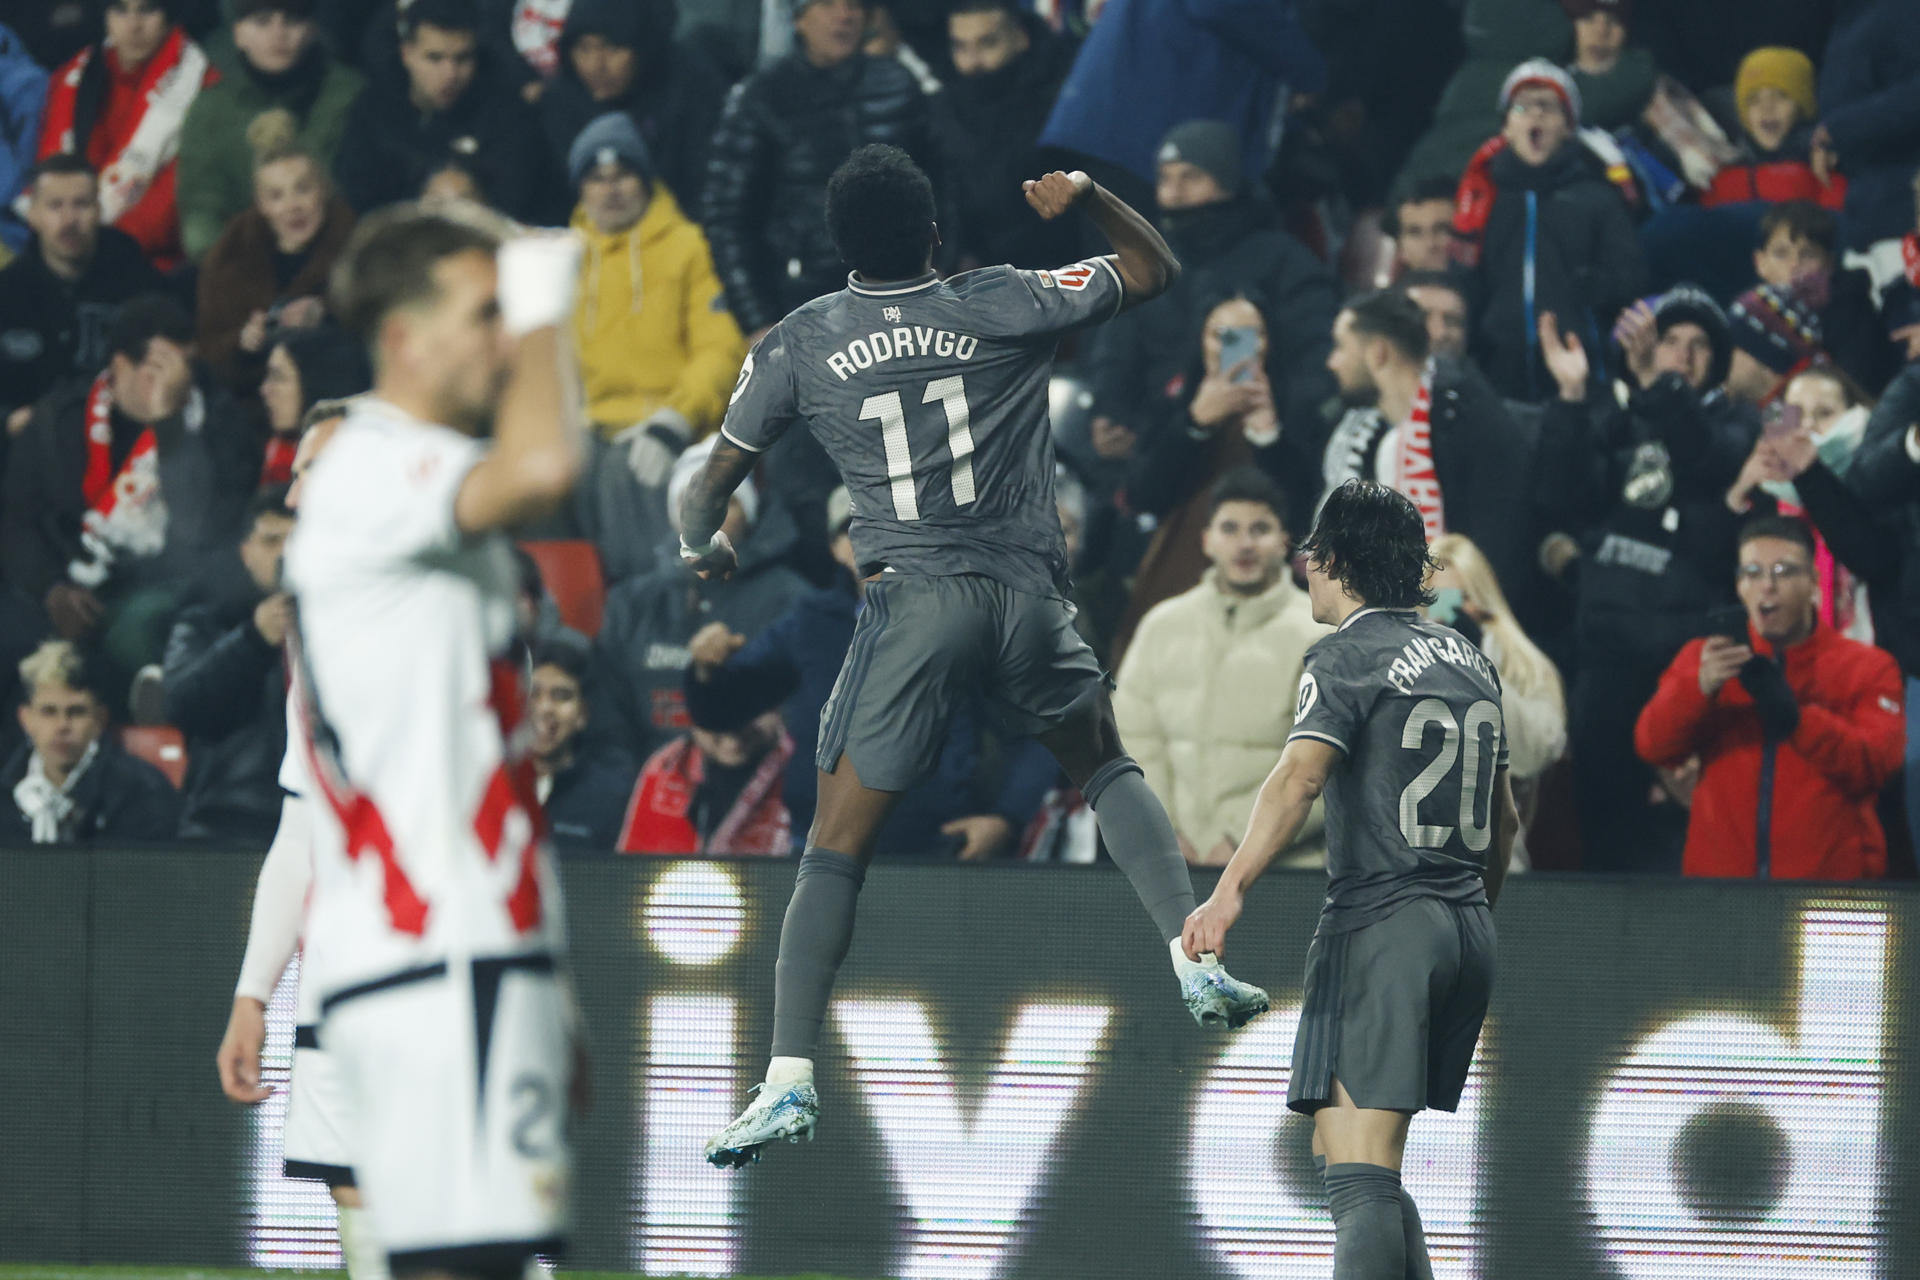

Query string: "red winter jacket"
[1702, 160, 1846, 211]
[1635, 622, 1903, 879]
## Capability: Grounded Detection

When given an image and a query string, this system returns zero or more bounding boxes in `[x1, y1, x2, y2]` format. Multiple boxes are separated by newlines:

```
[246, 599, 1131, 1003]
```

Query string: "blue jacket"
[1819, 0, 1920, 250]
[0, 24, 48, 254]
[1039, 0, 1325, 184]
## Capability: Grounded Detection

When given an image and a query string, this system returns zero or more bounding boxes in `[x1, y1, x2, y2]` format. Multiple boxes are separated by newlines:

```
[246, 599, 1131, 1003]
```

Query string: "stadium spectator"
[569, 114, 744, 481]
[0, 156, 163, 433]
[1453, 59, 1645, 403]
[0, 639, 179, 846]
[1398, 270, 1471, 361]
[1876, 173, 1920, 367]
[1756, 364, 1920, 856]
[530, 633, 635, 853]
[255, 327, 368, 487]
[1429, 532, 1566, 858]
[159, 488, 293, 842]
[943, 0, 1079, 271]
[1113, 468, 1325, 865]
[1319, 290, 1537, 620]
[1087, 121, 1338, 527]
[1385, 176, 1458, 276]
[1815, 0, 1920, 252]
[539, 0, 730, 210]
[1109, 294, 1309, 653]
[1721, 282, 1826, 409]
[1635, 514, 1903, 879]
[1391, 0, 1570, 204]
[176, 0, 363, 261]
[334, 0, 558, 224]
[1534, 286, 1757, 870]
[700, 0, 945, 339]
[1036, 0, 1326, 211]
[35, 0, 216, 270]
[1562, 0, 1653, 132]
[595, 437, 808, 762]
[1745, 201, 1899, 397]
[1, 296, 257, 694]
[1701, 48, 1843, 212]
[0, 24, 50, 255]
[194, 110, 354, 393]
[618, 650, 796, 855]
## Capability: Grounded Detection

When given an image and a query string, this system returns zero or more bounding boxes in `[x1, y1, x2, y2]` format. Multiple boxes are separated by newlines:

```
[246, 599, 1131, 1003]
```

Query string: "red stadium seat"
[520, 539, 606, 637]
[119, 726, 187, 790]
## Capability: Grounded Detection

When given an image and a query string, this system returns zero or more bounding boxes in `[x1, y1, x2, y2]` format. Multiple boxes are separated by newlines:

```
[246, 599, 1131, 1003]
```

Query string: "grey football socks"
[1399, 1181, 1435, 1280]
[1326, 1163, 1408, 1280]
[1083, 757, 1198, 941]
[768, 847, 865, 1059]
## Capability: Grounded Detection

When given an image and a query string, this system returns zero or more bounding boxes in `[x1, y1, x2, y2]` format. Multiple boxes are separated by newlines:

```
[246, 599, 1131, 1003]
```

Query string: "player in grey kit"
[1185, 479, 1518, 1280]
[682, 144, 1271, 1167]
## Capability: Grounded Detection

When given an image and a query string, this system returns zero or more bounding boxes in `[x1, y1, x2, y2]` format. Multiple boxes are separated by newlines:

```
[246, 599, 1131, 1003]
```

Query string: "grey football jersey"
[1288, 608, 1509, 934]
[719, 259, 1126, 596]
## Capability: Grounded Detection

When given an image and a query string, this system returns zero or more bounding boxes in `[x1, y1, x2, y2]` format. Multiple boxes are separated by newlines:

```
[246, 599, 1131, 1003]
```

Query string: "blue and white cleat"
[1182, 958, 1270, 1029]
[704, 1080, 820, 1168]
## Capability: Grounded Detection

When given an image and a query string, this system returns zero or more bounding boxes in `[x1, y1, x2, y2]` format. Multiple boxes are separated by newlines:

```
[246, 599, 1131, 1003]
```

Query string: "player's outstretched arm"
[456, 233, 588, 535]
[1182, 737, 1338, 959]
[678, 438, 759, 580]
[1023, 171, 1180, 309]
[1484, 768, 1519, 908]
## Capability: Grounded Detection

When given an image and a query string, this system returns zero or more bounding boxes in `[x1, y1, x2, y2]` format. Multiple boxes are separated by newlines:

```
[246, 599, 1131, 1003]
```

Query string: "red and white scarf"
[1390, 361, 1445, 541]
[617, 732, 793, 856]
[67, 373, 167, 588]
[1902, 232, 1920, 290]
[41, 29, 209, 228]
[511, 0, 573, 77]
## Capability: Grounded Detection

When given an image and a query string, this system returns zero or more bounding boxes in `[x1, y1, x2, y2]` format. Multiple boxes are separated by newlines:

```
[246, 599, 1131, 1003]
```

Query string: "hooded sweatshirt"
[570, 185, 745, 436]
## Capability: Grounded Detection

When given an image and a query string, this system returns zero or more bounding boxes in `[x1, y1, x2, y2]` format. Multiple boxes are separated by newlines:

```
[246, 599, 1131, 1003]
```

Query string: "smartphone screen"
[1763, 401, 1803, 440]
[1217, 325, 1261, 383]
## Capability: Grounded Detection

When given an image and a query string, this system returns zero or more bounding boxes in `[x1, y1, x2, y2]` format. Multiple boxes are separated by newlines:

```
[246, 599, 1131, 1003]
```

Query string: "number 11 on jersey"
[860, 376, 976, 521]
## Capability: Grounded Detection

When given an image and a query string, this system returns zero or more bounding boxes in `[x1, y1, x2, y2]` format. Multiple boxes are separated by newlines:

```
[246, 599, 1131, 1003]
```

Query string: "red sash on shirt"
[1392, 362, 1444, 541]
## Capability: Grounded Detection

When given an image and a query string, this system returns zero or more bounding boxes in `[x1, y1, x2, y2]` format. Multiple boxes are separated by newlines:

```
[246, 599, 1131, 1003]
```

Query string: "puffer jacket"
[570, 187, 745, 438]
[1112, 569, 1327, 853]
[1636, 621, 1903, 880]
[700, 51, 940, 334]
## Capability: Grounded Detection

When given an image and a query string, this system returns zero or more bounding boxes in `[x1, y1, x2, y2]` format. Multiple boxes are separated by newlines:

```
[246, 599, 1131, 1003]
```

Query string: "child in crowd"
[1703, 47, 1844, 210]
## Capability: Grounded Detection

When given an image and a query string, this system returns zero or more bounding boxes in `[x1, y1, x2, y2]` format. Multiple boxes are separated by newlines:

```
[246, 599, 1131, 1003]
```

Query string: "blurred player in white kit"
[264, 203, 586, 1280]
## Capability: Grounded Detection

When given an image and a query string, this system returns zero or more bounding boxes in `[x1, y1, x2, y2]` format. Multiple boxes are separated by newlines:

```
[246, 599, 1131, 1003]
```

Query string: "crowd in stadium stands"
[2, 0, 1919, 881]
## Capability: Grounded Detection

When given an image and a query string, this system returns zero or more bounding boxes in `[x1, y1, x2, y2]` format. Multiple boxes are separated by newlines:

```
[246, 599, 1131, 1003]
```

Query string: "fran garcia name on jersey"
[827, 326, 978, 381]
[1387, 628, 1496, 696]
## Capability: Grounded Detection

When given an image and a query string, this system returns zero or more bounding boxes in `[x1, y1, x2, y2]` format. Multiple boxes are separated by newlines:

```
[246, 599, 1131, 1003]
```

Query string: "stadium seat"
[119, 726, 187, 790]
[520, 539, 607, 637]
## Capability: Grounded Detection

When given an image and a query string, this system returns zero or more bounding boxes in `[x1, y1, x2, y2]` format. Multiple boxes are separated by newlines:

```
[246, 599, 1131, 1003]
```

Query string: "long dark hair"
[1300, 479, 1436, 609]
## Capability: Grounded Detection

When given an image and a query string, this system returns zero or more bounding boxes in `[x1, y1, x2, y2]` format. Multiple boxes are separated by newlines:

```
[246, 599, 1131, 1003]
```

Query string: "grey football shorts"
[816, 573, 1104, 792]
[1286, 896, 1495, 1115]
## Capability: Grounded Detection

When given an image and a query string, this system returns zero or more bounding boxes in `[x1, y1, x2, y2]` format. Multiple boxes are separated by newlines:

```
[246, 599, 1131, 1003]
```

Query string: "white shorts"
[321, 953, 572, 1269]
[283, 969, 356, 1184]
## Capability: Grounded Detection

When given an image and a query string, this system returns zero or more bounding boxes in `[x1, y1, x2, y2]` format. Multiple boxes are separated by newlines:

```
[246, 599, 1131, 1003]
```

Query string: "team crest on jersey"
[1296, 673, 1319, 718]
[1037, 270, 1056, 288]
[1053, 263, 1096, 291]
[883, 305, 903, 322]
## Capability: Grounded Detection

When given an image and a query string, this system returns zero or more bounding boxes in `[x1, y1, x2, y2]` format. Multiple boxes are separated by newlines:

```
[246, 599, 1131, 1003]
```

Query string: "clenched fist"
[1023, 170, 1095, 221]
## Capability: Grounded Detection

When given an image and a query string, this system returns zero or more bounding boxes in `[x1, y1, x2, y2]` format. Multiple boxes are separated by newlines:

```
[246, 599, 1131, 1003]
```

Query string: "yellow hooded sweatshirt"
[571, 186, 746, 439]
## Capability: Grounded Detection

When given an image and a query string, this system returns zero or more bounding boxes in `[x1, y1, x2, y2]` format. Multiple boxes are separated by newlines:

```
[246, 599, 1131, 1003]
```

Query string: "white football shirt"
[283, 399, 560, 999]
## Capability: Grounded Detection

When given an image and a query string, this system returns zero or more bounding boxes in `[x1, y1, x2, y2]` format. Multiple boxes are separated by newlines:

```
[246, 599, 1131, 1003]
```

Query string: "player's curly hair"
[826, 144, 937, 282]
[1300, 479, 1436, 609]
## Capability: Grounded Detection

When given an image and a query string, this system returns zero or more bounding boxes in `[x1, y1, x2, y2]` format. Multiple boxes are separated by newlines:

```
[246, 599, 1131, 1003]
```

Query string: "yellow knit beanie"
[1736, 47, 1817, 123]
